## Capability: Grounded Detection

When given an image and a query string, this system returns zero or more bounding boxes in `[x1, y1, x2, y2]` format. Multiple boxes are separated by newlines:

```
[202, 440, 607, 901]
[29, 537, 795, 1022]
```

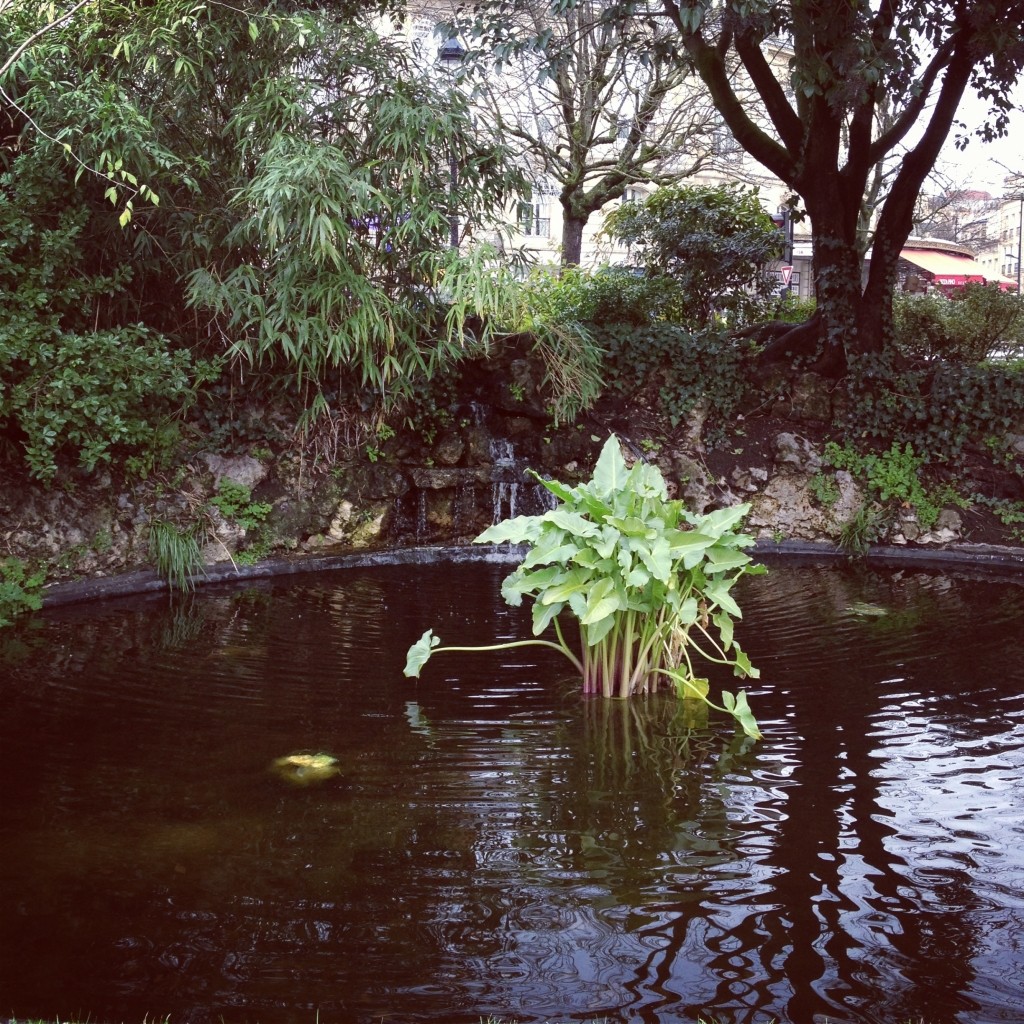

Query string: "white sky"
[936, 81, 1024, 194]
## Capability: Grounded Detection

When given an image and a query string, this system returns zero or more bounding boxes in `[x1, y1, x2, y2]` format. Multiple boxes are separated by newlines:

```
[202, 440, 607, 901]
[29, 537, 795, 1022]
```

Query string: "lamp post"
[438, 38, 465, 250]
[1015, 194, 1023, 298]
[1005, 175, 1024, 298]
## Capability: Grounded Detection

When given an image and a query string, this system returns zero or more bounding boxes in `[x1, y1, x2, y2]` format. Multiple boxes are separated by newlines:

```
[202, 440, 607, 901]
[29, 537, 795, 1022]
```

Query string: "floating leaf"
[270, 752, 341, 786]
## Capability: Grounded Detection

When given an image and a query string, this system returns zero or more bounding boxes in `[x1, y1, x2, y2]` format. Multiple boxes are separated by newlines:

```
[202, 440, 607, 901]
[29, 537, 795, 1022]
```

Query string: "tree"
[450, 0, 728, 265]
[605, 182, 782, 325]
[1, 0, 529, 415]
[649, 0, 1024, 372]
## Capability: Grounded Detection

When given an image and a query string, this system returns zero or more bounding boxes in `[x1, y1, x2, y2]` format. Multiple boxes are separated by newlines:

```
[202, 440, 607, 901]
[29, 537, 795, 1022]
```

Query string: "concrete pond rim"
[37, 538, 1024, 610]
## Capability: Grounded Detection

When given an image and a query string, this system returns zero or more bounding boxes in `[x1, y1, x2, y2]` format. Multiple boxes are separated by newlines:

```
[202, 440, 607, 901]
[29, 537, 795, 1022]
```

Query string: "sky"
[936, 81, 1024, 195]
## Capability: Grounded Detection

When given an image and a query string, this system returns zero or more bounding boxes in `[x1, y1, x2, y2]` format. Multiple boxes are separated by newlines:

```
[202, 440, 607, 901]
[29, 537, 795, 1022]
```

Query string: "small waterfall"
[489, 438, 521, 525]
[492, 480, 517, 523]
[453, 482, 478, 536]
[416, 490, 429, 542]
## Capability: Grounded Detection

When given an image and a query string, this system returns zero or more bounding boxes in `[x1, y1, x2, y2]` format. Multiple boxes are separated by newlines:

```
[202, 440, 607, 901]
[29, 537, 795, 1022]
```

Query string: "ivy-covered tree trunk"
[561, 210, 586, 266]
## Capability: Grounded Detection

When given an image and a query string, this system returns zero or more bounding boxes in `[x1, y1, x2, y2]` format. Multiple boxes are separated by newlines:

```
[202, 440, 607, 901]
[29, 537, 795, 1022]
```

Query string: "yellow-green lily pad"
[270, 752, 341, 786]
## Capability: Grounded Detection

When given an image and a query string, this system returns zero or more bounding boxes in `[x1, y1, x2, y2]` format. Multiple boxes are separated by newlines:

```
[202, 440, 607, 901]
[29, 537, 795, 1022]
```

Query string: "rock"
[748, 469, 864, 542]
[432, 432, 465, 467]
[680, 398, 710, 452]
[327, 500, 387, 548]
[665, 452, 714, 514]
[789, 372, 833, 423]
[774, 432, 822, 475]
[409, 466, 491, 490]
[730, 466, 769, 494]
[199, 453, 267, 491]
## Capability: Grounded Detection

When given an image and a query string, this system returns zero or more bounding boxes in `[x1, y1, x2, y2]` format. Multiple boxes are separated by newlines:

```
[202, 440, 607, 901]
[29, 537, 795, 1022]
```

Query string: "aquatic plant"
[405, 435, 764, 738]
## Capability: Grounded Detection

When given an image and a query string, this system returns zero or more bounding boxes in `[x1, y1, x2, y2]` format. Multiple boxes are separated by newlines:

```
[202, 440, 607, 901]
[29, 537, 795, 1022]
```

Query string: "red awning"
[900, 249, 987, 286]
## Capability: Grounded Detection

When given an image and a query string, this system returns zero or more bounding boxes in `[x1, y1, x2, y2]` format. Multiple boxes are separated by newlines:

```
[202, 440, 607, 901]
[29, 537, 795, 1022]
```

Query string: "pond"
[2, 559, 1023, 1024]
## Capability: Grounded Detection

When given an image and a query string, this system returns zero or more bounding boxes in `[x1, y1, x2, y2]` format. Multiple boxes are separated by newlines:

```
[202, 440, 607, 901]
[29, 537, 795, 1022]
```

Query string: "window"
[518, 200, 551, 237]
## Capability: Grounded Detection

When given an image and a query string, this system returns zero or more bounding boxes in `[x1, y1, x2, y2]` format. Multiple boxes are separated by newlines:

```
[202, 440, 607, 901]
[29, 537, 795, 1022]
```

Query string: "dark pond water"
[2, 559, 1023, 1024]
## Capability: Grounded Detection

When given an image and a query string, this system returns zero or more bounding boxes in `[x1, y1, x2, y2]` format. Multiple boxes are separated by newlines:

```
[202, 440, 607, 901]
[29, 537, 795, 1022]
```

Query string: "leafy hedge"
[0, 157, 210, 482]
[593, 322, 755, 433]
[841, 354, 1024, 464]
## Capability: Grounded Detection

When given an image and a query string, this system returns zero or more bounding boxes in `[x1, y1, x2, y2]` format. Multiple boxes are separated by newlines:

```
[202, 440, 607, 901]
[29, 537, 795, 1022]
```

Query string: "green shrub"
[824, 440, 942, 530]
[893, 284, 1024, 364]
[209, 480, 272, 532]
[603, 182, 783, 328]
[207, 479, 274, 563]
[0, 557, 45, 628]
[148, 521, 203, 592]
[594, 322, 754, 435]
[0, 157, 213, 483]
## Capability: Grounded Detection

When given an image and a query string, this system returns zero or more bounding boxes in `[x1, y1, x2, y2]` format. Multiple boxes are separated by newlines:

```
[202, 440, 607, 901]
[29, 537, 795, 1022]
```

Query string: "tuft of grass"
[148, 519, 203, 591]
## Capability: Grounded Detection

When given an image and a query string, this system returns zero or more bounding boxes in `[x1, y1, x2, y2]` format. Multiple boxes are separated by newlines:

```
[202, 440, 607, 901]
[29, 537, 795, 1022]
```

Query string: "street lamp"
[1005, 175, 1024, 298]
[438, 38, 466, 249]
[1015, 195, 1023, 298]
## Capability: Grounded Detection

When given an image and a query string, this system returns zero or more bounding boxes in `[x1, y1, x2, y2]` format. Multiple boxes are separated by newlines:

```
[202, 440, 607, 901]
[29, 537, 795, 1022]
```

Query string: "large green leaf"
[583, 610, 617, 646]
[713, 609, 734, 650]
[580, 578, 624, 624]
[521, 541, 576, 569]
[538, 567, 593, 605]
[404, 629, 440, 678]
[607, 514, 656, 538]
[529, 472, 575, 504]
[699, 503, 751, 538]
[723, 689, 761, 740]
[547, 507, 602, 538]
[475, 515, 541, 545]
[590, 435, 629, 498]
[532, 599, 563, 636]
[637, 535, 673, 582]
[704, 579, 742, 618]
[705, 546, 753, 572]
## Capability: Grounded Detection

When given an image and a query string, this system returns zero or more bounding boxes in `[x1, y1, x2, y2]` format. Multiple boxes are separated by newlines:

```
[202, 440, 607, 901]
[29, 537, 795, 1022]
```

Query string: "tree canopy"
[605, 182, 782, 325]
[1, 0, 529, 413]
[451, 0, 725, 264]
[648, 0, 1024, 370]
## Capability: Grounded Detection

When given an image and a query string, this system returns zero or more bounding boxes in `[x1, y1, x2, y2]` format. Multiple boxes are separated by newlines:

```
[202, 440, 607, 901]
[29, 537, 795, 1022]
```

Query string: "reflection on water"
[1, 561, 1023, 1024]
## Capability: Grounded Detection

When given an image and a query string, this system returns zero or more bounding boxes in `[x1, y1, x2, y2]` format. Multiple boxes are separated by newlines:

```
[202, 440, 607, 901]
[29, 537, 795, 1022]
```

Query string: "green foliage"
[148, 520, 202, 591]
[824, 441, 941, 530]
[893, 284, 1024, 364]
[207, 479, 274, 564]
[5, 0, 529, 426]
[838, 505, 882, 558]
[527, 264, 685, 327]
[604, 183, 783, 328]
[971, 495, 1024, 542]
[765, 291, 817, 325]
[808, 473, 840, 508]
[841, 353, 1024, 466]
[209, 481, 271, 532]
[406, 436, 765, 739]
[0, 148, 215, 482]
[594, 323, 754, 435]
[0, 557, 45, 628]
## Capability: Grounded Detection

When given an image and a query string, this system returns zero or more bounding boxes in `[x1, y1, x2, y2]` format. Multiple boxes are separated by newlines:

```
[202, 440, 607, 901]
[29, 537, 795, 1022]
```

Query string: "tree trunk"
[561, 212, 586, 266]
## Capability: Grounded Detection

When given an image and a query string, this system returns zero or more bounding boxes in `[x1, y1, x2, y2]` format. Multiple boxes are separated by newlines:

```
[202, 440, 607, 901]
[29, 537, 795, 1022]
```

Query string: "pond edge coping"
[38, 538, 1024, 609]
